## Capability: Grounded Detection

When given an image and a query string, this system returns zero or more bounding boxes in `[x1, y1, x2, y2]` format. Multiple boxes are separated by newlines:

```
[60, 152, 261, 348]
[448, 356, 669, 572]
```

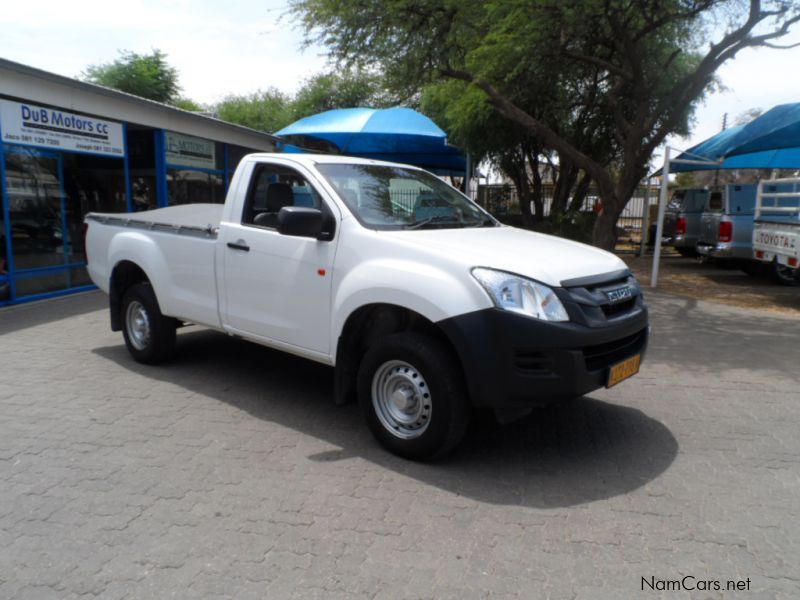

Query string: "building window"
[2, 144, 125, 300]
[167, 169, 225, 205]
[4, 149, 66, 271]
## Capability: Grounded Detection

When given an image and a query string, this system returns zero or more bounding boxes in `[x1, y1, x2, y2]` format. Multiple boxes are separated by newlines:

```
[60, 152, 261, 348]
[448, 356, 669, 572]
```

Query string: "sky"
[2, 0, 800, 161]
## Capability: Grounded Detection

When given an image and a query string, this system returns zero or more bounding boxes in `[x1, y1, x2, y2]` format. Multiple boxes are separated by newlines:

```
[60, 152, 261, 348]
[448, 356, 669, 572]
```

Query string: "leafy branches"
[290, 0, 800, 248]
[82, 50, 182, 104]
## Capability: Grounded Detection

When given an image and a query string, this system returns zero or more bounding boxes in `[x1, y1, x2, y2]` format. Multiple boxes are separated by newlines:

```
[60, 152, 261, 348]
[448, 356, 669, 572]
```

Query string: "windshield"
[315, 163, 495, 230]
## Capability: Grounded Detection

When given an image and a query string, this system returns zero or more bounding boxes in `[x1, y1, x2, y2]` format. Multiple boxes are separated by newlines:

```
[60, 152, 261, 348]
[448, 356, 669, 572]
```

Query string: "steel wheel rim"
[126, 300, 151, 351]
[775, 263, 797, 282]
[371, 360, 432, 439]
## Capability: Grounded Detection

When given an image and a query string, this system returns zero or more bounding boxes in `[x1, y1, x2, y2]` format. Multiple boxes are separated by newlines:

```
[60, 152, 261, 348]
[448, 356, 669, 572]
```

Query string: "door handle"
[227, 240, 250, 252]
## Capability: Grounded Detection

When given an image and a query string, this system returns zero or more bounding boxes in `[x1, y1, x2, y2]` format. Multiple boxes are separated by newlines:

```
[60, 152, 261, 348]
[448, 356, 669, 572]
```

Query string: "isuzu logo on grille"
[605, 286, 633, 304]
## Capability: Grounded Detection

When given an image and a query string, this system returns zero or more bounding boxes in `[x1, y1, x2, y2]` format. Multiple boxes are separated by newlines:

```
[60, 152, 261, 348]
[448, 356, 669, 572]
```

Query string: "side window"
[242, 164, 324, 228]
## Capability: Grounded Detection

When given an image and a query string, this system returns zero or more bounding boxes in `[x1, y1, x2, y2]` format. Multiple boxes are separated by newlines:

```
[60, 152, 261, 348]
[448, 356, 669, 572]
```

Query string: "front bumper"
[438, 306, 649, 409]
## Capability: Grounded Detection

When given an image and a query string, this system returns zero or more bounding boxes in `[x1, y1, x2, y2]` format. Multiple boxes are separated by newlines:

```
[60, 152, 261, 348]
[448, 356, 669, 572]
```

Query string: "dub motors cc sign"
[0, 100, 125, 157]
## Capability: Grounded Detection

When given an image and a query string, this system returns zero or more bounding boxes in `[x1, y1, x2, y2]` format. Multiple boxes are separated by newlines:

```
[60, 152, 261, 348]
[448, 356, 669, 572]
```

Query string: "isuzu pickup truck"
[85, 154, 648, 459]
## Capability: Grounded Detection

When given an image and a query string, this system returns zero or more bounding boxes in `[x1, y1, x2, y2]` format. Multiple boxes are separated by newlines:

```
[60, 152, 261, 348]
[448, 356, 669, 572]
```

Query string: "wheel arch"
[333, 302, 468, 406]
[109, 260, 152, 331]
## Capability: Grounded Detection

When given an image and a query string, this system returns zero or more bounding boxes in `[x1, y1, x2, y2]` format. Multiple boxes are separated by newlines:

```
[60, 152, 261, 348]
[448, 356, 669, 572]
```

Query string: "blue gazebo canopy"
[275, 107, 467, 175]
[670, 102, 800, 172]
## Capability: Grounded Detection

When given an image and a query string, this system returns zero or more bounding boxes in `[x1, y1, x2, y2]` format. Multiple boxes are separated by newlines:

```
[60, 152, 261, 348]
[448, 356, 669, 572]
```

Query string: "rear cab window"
[708, 191, 724, 211]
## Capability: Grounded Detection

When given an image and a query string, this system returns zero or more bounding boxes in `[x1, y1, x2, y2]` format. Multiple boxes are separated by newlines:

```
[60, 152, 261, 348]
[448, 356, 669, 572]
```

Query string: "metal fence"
[476, 183, 659, 235]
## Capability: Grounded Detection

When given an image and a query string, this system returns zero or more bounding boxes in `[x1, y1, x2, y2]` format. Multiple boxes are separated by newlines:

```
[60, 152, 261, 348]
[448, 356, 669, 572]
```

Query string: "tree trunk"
[569, 172, 591, 213]
[592, 207, 619, 251]
[591, 164, 645, 250]
[531, 158, 544, 222]
[510, 166, 534, 228]
[517, 181, 535, 228]
[551, 161, 578, 215]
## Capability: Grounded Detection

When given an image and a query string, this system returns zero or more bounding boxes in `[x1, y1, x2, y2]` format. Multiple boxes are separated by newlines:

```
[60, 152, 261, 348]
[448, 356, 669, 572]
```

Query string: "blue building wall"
[0, 98, 268, 307]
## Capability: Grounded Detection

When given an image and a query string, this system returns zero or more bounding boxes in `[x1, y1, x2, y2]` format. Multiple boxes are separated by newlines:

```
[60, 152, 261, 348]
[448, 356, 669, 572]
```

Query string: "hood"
[383, 226, 628, 287]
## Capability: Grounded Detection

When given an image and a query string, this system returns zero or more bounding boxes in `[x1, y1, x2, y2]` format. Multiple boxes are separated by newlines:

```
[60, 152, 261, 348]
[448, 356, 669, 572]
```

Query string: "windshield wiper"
[404, 215, 462, 230]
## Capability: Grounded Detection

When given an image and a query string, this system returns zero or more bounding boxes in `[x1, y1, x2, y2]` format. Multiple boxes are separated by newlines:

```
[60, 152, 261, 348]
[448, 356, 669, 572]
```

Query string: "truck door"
[218, 162, 339, 357]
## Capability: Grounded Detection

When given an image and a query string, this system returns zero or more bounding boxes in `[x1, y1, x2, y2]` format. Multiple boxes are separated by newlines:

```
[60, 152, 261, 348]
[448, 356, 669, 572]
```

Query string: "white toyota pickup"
[85, 153, 648, 459]
[752, 177, 800, 285]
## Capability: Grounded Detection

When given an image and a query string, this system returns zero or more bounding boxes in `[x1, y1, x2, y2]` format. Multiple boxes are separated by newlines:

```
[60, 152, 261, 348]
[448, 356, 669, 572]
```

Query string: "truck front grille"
[601, 297, 637, 318]
[559, 271, 644, 327]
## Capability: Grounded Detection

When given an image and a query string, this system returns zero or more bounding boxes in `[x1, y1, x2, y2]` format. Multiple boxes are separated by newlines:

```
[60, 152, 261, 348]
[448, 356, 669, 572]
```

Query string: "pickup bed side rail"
[86, 213, 219, 240]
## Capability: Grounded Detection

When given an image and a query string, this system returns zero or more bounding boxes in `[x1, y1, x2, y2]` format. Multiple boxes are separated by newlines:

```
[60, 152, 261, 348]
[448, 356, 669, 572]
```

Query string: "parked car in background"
[752, 178, 800, 286]
[672, 188, 711, 257]
[696, 184, 760, 269]
[646, 196, 679, 247]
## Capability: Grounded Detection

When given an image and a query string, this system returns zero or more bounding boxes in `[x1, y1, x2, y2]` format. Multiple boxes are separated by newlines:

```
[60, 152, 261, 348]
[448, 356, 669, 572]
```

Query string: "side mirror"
[277, 206, 324, 239]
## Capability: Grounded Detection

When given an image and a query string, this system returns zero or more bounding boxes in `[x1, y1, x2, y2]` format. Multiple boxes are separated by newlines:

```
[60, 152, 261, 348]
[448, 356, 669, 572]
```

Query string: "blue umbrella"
[726, 102, 800, 157]
[668, 102, 800, 172]
[275, 107, 467, 175]
[672, 125, 746, 165]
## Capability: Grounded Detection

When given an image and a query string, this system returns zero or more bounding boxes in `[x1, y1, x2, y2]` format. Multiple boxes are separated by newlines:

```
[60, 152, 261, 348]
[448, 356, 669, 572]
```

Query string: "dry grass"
[619, 248, 800, 316]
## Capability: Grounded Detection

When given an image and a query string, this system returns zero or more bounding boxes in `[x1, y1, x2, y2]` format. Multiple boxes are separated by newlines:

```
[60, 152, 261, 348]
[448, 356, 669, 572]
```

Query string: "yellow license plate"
[606, 354, 641, 388]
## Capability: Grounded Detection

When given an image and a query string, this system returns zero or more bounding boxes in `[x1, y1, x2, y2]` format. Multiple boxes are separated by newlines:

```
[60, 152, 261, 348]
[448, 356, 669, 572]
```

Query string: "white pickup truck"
[85, 154, 648, 459]
[752, 177, 800, 285]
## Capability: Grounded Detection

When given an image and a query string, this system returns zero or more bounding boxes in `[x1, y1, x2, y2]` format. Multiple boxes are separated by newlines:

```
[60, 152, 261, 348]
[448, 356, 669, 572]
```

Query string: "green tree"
[216, 89, 294, 132]
[291, 69, 393, 120]
[171, 97, 204, 112]
[83, 50, 181, 104]
[290, 0, 800, 249]
[216, 69, 394, 133]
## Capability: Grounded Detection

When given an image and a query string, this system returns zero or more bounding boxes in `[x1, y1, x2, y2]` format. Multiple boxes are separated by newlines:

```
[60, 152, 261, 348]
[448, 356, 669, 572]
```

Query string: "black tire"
[357, 332, 470, 460]
[675, 247, 697, 258]
[120, 283, 177, 364]
[772, 262, 800, 286]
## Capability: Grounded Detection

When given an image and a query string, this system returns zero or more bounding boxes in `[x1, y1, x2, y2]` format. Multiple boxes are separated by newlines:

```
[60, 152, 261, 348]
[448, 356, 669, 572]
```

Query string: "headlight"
[471, 267, 569, 322]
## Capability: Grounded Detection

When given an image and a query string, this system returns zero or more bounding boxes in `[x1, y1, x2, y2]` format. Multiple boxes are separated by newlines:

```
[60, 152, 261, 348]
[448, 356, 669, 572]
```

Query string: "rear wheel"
[675, 247, 697, 258]
[357, 332, 470, 460]
[772, 262, 800, 286]
[121, 283, 177, 364]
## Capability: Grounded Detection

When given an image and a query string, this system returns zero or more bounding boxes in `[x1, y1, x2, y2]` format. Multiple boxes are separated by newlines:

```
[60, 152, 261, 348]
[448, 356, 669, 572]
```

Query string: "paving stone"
[0, 290, 798, 598]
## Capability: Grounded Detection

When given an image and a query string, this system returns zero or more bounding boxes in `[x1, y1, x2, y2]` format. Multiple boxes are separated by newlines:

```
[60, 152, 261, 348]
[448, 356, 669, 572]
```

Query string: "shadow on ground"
[0, 291, 106, 335]
[645, 291, 800, 379]
[94, 328, 677, 509]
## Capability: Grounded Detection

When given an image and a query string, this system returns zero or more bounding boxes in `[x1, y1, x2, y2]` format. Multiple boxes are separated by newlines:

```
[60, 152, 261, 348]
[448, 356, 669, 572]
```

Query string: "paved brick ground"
[0, 290, 798, 599]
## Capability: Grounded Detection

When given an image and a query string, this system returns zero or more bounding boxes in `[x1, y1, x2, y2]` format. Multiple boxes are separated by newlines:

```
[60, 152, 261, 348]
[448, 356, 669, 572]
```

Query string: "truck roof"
[244, 152, 426, 171]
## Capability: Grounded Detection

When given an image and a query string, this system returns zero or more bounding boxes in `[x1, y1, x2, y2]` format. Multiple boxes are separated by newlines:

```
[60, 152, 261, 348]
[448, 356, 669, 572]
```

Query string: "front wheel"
[357, 332, 470, 460]
[121, 283, 177, 364]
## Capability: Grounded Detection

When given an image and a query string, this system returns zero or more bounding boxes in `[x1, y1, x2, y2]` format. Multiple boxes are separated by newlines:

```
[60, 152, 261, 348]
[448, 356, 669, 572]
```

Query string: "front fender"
[331, 258, 492, 346]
